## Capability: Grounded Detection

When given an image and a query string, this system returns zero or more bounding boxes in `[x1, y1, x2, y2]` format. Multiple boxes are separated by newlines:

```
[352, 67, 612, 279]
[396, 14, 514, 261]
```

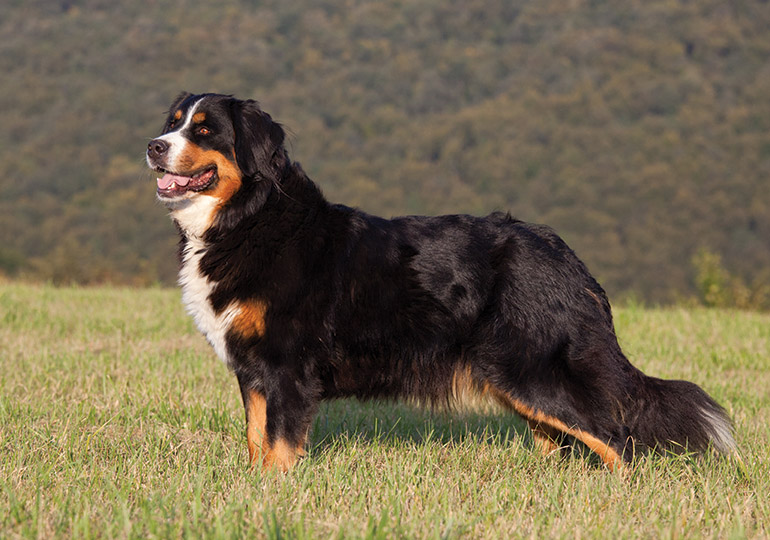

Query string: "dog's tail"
[626, 376, 735, 456]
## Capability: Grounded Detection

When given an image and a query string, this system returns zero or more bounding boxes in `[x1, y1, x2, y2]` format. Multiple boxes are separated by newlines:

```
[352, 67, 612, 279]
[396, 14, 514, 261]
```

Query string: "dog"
[146, 92, 735, 471]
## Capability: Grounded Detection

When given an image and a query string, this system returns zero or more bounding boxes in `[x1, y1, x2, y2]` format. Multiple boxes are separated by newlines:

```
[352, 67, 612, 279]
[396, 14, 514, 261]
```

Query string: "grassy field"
[1, 283, 768, 539]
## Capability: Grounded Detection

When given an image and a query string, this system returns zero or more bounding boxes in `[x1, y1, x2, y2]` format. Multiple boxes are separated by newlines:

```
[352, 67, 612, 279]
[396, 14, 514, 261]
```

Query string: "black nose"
[147, 139, 169, 159]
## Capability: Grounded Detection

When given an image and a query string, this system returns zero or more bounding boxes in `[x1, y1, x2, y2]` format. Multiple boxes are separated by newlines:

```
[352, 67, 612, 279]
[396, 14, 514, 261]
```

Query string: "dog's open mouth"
[156, 168, 217, 197]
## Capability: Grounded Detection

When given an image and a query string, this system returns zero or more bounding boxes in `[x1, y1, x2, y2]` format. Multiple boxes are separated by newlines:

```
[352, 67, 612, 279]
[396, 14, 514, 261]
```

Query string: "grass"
[1, 282, 769, 539]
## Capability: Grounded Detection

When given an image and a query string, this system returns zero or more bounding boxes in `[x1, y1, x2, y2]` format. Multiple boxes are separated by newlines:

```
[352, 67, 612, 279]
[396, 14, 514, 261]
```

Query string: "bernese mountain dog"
[146, 92, 735, 471]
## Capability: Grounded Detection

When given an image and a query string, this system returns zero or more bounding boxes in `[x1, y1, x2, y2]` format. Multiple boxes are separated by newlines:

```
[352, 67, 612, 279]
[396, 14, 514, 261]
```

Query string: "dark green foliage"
[2, 0, 769, 302]
[693, 248, 770, 311]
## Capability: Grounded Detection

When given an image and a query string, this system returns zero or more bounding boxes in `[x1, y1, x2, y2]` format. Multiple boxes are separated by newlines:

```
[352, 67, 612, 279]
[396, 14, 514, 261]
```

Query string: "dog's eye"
[197, 126, 211, 136]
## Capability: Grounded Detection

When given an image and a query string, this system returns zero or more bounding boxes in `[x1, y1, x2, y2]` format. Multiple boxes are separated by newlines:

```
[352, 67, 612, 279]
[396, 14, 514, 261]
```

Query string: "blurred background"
[1, 0, 768, 307]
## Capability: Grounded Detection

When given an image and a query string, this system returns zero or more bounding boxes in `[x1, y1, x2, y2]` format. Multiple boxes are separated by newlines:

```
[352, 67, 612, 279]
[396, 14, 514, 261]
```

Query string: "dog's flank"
[147, 92, 735, 471]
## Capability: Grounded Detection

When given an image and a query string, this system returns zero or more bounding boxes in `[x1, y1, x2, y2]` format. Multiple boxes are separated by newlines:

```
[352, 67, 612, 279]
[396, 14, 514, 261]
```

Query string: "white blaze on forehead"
[149, 96, 223, 238]
[154, 97, 205, 170]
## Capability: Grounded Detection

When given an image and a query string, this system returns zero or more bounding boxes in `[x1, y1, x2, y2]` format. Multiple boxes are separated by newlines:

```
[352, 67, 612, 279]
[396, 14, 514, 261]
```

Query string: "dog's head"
[147, 93, 287, 234]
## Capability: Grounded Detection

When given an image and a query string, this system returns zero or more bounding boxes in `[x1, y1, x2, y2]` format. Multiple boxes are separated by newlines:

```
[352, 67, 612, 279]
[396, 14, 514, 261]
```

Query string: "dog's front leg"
[238, 372, 315, 472]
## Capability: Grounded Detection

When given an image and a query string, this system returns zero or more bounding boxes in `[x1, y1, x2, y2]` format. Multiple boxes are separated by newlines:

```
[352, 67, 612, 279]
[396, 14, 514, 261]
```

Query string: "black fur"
[149, 93, 735, 468]
[230, 99, 287, 182]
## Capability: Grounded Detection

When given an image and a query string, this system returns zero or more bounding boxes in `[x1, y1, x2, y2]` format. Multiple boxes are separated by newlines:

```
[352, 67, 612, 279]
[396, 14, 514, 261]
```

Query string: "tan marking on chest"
[232, 300, 268, 338]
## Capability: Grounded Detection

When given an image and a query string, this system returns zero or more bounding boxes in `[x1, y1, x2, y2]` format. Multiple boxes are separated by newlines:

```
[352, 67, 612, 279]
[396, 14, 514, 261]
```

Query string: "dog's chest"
[178, 239, 239, 365]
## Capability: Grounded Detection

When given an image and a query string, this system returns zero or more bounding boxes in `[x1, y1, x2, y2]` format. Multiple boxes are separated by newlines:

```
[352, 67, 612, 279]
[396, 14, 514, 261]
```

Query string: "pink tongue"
[158, 173, 192, 189]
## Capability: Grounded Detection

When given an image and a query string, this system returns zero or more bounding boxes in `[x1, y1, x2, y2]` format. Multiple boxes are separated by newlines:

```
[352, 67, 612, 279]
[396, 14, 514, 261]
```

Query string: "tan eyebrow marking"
[193, 112, 206, 123]
[174, 109, 183, 120]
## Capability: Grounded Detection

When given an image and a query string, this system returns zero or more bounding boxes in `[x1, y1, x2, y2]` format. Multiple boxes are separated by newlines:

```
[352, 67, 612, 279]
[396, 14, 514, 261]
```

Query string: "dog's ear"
[230, 99, 287, 182]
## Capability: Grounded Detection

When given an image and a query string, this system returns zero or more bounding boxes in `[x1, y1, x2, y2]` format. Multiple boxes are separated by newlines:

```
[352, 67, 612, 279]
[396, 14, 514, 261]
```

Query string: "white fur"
[178, 236, 240, 365]
[150, 95, 241, 364]
[145, 96, 220, 238]
[153, 97, 203, 168]
[700, 406, 736, 454]
[166, 194, 220, 239]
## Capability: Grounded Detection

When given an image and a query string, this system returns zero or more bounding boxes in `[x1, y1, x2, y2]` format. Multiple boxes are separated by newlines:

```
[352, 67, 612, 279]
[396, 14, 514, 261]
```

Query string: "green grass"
[1, 283, 768, 539]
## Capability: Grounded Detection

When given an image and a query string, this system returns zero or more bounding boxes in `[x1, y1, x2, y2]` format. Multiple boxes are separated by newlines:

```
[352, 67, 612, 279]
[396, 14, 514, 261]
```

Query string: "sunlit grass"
[1, 283, 768, 538]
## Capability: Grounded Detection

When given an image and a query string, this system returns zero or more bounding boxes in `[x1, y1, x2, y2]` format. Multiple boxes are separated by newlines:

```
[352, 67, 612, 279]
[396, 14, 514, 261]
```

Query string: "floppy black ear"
[231, 99, 287, 182]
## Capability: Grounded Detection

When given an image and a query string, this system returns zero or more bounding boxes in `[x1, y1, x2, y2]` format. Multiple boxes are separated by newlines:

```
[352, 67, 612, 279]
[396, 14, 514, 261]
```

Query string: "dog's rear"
[412, 217, 736, 468]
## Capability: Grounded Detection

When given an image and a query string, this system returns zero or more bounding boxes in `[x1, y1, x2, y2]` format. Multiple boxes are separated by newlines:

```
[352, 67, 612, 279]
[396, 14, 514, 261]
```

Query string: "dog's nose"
[147, 139, 169, 159]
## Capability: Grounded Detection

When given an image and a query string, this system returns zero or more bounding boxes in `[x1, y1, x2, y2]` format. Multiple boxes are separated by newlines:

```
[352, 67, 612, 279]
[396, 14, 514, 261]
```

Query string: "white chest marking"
[178, 237, 240, 365]
[170, 195, 220, 239]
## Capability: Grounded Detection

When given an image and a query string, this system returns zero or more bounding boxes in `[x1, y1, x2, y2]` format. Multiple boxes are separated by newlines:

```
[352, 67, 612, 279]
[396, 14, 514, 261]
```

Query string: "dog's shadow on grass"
[309, 398, 530, 451]
[307, 398, 603, 467]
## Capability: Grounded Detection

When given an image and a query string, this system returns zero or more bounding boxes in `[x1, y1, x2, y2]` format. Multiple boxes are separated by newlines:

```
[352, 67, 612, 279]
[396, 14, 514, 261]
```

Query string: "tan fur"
[232, 300, 268, 338]
[498, 391, 623, 470]
[244, 388, 306, 471]
[526, 419, 562, 456]
[175, 144, 244, 226]
[245, 389, 267, 465]
[584, 287, 604, 310]
[449, 365, 502, 412]
[263, 438, 306, 472]
[451, 367, 623, 470]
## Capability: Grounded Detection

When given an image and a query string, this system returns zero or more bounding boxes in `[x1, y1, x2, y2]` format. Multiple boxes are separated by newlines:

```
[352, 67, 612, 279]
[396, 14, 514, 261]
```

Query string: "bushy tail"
[628, 377, 735, 455]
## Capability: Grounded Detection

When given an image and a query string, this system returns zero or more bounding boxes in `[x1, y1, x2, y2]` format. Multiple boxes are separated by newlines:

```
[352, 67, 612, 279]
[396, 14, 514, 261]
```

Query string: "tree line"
[1, 0, 768, 308]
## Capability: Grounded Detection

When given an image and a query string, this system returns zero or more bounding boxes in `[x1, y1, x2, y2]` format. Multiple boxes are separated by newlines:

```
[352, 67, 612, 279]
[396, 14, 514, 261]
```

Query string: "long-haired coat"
[146, 92, 735, 471]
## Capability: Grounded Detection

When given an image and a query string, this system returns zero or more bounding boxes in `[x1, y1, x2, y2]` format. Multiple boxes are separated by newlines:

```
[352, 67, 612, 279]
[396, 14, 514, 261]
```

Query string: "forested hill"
[1, 0, 769, 303]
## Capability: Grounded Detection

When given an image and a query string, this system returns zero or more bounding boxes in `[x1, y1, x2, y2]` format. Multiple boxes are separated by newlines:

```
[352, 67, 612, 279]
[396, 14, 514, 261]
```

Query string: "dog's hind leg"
[486, 384, 626, 470]
[526, 419, 567, 458]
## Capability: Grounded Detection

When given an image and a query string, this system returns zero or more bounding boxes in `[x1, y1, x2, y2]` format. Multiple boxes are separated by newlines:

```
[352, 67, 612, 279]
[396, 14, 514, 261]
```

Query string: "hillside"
[2, 0, 769, 302]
